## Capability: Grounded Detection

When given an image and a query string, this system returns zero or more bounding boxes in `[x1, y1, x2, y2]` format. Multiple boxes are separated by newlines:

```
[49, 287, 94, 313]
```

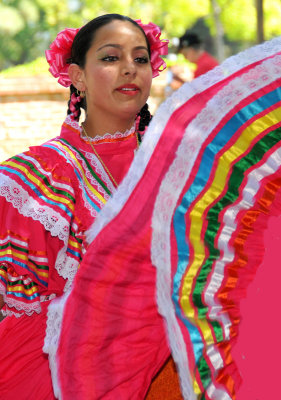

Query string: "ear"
[68, 64, 86, 92]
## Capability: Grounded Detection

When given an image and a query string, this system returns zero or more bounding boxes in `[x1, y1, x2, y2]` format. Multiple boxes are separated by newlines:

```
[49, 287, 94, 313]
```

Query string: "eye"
[101, 55, 119, 62]
[135, 56, 149, 64]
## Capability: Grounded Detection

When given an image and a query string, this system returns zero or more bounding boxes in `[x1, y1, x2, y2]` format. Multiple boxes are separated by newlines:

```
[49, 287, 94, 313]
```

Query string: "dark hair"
[178, 31, 202, 52]
[67, 13, 152, 129]
[71, 14, 150, 68]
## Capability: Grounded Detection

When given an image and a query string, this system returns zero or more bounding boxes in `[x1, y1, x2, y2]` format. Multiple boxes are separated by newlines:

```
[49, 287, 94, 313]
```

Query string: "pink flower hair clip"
[45, 19, 168, 87]
[135, 20, 169, 78]
[45, 28, 79, 88]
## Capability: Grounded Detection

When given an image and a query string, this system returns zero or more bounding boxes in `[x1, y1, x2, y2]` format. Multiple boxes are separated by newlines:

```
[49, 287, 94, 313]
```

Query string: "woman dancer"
[53, 26, 281, 400]
[0, 14, 170, 399]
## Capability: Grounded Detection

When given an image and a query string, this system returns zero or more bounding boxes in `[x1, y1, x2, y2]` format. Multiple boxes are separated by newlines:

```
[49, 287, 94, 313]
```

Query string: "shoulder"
[0, 140, 77, 236]
[0, 139, 77, 202]
[0, 138, 66, 177]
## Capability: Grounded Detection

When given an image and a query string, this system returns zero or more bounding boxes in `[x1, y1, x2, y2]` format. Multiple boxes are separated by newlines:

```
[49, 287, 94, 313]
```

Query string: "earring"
[77, 90, 85, 98]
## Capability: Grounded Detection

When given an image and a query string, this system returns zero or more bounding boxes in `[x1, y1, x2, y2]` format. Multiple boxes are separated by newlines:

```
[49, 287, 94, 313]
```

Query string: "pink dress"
[54, 38, 281, 400]
[0, 116, 139, 399]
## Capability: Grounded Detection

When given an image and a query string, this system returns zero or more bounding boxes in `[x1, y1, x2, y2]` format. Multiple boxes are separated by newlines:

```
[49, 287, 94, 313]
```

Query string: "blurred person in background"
[176, 31, 219, 82]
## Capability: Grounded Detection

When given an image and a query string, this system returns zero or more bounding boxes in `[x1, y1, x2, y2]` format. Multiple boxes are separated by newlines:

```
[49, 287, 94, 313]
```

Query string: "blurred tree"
[0, 0, 66, 69]
[207, 0, 256, 44]
[0, 0, 281, 70]
[210, 0, 225, 61]
[0, 0, 211, 69]
[256, 0, 264, 43]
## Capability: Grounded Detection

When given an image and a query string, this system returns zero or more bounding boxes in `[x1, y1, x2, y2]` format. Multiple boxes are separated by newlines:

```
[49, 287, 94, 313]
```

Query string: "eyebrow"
[97, 44, 149, 52]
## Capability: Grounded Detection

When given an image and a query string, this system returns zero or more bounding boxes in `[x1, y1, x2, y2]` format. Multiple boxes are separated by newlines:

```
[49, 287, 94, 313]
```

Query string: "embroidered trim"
[64, 114, 136, 144]
[81, 151, 115, 194]
[0, 281, 42, 316]
[45, 37, 281, 400]
[55, 246, 80, 290]
[43, 292, 70, 400]
[86, 37, 281, 245]
[0, 176, 69, 243]
[81, 125, 136, 144]
[0, 176, 78, 306]
[48, 138, 111, 216]
[75, 150, 113, 204]
[150, 53, 281, 399]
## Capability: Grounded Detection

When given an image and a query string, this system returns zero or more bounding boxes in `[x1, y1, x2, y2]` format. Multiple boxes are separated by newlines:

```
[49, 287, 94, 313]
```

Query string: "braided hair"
[137, 103, 152, 133]
[67, 85, 86, 120]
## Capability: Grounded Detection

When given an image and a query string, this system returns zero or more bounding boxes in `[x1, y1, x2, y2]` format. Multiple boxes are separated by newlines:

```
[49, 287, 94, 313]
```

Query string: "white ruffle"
[81, 124, 136, 143]
[0, 175, 69, 243]
[86, 36, 281, 244]
[0, 282, 42, 317]
[0, 175, 79, 315]
[54, 246, 80, 291]
[43, 292, 70, 400]
[151, 50, 281, 398]
[47, 37, 281, 399]
[65, 114, 136, 143]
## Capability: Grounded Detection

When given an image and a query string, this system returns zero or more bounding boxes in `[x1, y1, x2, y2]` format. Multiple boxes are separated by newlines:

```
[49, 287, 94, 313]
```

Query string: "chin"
[119, 105, 142, 119]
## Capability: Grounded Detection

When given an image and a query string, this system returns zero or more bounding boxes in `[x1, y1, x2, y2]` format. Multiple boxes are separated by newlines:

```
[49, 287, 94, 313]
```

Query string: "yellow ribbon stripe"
[180, 106, 281, 350]
[53, 141, 107, 205]
[4, 160, 75, 212]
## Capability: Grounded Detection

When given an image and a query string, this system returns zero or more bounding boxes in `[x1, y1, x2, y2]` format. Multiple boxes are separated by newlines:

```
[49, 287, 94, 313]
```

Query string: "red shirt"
[194, 51, 219, 78]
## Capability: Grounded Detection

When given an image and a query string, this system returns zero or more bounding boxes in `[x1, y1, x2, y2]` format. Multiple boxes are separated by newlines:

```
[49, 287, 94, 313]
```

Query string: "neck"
[82, 114, 136, 138]
[195, 49, 204, 62]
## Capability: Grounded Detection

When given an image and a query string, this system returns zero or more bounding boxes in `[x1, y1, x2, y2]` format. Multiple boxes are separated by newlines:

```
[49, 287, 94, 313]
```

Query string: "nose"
[122, 57, 137, 77]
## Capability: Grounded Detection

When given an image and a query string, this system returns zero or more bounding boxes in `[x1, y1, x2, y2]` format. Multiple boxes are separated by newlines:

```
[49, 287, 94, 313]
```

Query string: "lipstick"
[116, 84, 140, 96]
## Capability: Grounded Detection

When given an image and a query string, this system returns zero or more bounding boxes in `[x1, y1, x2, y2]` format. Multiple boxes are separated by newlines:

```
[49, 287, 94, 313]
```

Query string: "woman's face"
[80, 20, 152, 122]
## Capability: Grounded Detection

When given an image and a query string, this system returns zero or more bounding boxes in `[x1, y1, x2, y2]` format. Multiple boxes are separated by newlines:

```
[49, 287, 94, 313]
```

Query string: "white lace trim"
[76, 150, 113, 204]
[0, 175, 69, 243]
[86, 36, 281, 245]
[64, 114, 80, 130]
[151, 158, 198, 400]
[1, 301, 41, 317]
[204, 147, 281, 339]
[150, 51, 281, 398]
[65, 114, 136, 143]
[1, 308, 28, 318]
[0, 279, 42, 317]
[84, 151, 116, 193]
[47, 38, 281, 398]
[80, 124, 136, 143]
[43, 248, 83, 394]
[43, 292, 70, 400]
[0, 293, 56, 319]
[54, 246, 80, 291]
[52, 137, 112, 215]
[0, 176, 79, 303]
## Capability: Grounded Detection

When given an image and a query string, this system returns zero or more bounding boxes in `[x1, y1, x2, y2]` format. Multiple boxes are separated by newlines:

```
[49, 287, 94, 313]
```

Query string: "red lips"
[116, 83, 140, 95]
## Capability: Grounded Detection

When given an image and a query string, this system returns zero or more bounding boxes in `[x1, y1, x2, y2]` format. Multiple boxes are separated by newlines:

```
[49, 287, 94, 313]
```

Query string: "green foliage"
[0, 57, 48, 77]
[219, 0, 257, 42]
[0, 4, 25, 35]
[1, 0, 281, 72]
[207, 0, 281, 43]
[264, 0, 281, 39]
[162, 0, 209, 37]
